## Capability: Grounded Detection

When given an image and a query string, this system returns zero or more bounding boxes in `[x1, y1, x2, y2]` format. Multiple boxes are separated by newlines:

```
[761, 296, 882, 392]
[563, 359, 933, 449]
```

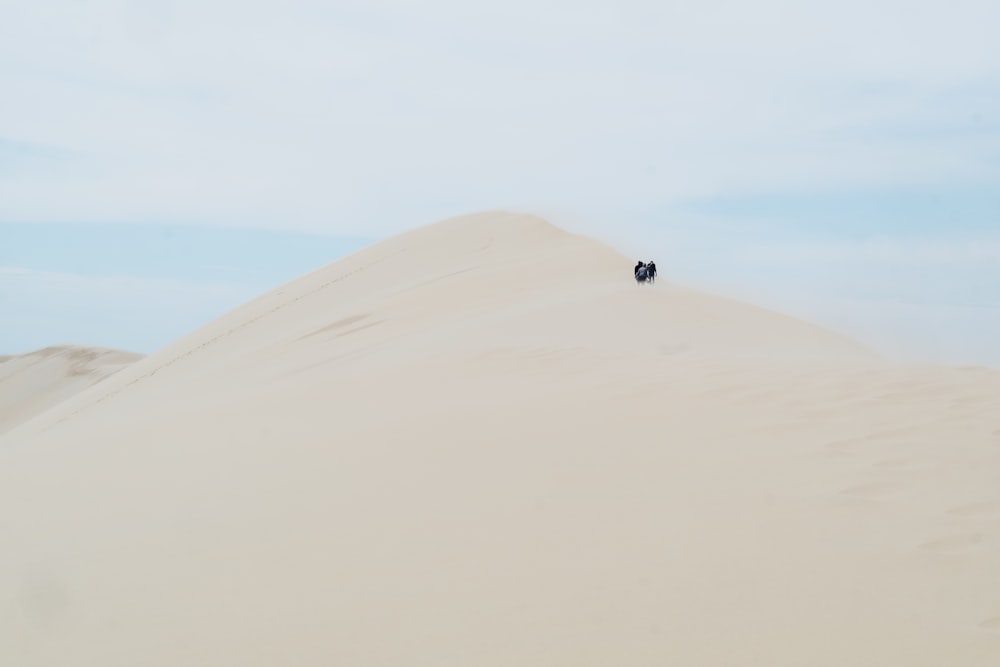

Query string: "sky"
[1, 0, 998, 364]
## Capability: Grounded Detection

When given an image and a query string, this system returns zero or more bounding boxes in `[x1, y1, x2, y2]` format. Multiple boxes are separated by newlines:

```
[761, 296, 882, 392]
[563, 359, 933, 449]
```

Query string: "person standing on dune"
[634, 260, 645, 277]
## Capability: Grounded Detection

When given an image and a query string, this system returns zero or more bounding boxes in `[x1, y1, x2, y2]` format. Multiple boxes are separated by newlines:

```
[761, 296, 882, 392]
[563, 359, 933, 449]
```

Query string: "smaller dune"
[0, 345, 142, 433]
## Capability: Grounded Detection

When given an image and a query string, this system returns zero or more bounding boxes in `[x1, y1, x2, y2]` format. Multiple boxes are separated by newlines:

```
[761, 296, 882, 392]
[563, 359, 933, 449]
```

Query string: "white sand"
[2, 212, 999, 666]
[0, 345, 141, 433]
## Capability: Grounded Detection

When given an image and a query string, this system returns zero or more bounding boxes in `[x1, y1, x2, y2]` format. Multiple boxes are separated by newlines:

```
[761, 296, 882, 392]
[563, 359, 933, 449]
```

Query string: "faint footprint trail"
[918, 533, 984, 553]
[872, 457, 925, 472]
[44, 247, 411, 432]
[948, 501, 1000, 518]
[979, 617, 1000, 631]
[839, 481, 901, 500]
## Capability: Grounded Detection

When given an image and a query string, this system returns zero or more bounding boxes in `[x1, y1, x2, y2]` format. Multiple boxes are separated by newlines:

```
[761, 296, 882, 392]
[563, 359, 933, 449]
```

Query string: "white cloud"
[736, 239, 1000, 266]
[1, 0, 998, 234]
[3, 1, 998, 363]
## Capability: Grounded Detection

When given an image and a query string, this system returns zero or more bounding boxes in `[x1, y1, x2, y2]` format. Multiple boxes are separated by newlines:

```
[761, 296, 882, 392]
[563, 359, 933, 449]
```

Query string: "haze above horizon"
[2, 1, 998, 364]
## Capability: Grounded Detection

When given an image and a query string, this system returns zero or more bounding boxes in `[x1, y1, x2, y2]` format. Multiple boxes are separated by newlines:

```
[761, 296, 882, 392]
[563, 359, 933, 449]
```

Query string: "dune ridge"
[0, 345, 141, 433]
[2, 212, 999, 666]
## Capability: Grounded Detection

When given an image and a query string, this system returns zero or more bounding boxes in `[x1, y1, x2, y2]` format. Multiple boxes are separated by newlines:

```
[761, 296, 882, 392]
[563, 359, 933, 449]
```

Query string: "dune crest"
[7, 212, 867, 438]
[2, 212, 999, 666]
[0, 345, 141, 433]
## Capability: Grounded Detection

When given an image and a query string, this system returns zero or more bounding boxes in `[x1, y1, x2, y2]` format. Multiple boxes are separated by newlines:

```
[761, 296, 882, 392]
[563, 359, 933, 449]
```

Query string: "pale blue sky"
[0, 224, 368, 353]
[2, 0, 998, 364]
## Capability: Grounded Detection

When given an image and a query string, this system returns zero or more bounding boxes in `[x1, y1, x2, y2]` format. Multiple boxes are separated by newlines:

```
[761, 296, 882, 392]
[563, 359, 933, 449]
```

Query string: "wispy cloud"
[2, 1, 998, 363]
[739, 239, 1000, 266]
[1, 0, 998, 233]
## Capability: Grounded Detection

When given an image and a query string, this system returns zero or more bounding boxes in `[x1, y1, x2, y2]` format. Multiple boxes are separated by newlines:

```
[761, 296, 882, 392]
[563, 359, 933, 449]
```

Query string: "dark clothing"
[634, 261, 645, 277]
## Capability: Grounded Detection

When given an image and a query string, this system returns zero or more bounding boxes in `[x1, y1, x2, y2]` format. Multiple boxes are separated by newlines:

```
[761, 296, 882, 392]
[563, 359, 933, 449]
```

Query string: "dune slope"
[0, 345, 141, 433]
[2, 212, 999, 666]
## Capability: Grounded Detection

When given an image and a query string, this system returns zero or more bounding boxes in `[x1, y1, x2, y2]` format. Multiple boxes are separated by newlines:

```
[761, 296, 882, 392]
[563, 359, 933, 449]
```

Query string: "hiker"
[646, 260, 657, 283]
[634, 260, 645, 277]
[635, 261, 650, 284]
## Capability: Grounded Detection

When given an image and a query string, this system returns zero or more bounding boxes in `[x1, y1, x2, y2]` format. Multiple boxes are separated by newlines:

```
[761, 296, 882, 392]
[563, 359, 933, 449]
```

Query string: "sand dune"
[2, 212, 999, 666]
[0, 345, 141, 433]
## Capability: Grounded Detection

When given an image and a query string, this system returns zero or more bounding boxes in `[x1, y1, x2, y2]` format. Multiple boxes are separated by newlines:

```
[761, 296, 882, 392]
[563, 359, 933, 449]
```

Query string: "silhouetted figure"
[646, 260, 657, 283]
[635, 261, 650, 284]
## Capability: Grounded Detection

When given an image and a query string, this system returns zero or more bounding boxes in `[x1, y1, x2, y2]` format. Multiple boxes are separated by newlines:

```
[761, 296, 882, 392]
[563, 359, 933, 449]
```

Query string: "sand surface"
[0, 345, 141, 433]
[2, 212, 999, 665]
